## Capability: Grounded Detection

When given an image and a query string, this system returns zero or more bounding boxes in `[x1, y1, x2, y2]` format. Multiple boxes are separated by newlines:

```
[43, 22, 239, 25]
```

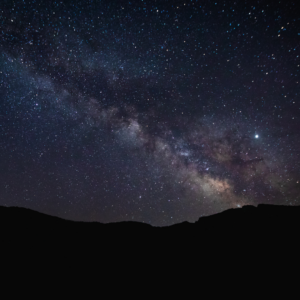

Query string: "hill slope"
[1, 204, 300, 242]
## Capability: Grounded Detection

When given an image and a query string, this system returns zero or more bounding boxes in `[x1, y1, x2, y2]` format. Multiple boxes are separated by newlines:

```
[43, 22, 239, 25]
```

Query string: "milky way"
[1, 0, 299, 225]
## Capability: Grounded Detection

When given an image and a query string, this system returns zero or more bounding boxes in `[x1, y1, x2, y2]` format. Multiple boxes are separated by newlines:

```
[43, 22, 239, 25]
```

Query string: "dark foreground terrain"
[1, 204, 300, 286]
[1, 204, 300, 248]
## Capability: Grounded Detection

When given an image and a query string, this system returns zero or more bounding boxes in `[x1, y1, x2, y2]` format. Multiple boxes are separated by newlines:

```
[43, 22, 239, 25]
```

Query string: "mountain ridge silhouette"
[1, 204, 300, 278]
[1, 203, 299, 236]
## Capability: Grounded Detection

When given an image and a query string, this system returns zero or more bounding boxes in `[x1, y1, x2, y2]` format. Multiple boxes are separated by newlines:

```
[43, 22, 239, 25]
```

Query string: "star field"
[0, 0, 299, 226]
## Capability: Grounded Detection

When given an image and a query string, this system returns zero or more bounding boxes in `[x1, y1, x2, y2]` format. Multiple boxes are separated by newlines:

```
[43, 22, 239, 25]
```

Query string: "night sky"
[1, 0, 299, 226]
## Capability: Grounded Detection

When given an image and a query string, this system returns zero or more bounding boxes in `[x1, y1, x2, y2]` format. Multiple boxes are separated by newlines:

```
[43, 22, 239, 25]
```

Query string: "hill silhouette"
[1, 204, 300, 245]
[1, 204, 300, 284]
